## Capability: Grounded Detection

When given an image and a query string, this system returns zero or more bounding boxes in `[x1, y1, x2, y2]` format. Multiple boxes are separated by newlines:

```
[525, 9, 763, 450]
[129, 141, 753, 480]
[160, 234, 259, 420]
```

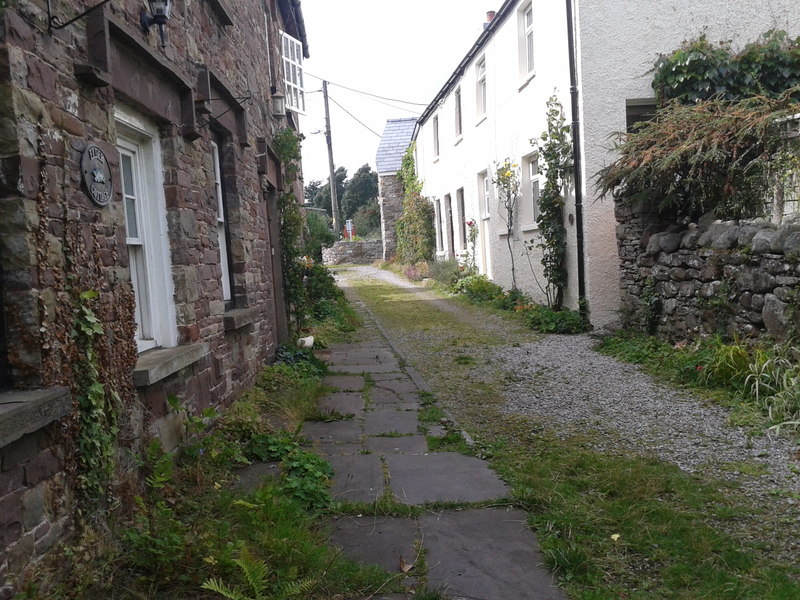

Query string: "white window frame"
[435, 198, 444, 252]
[280, 31, 305, 114]
[476, 57, 487, 118]
[116, 105, 177, 354]
[457, 187, 466, 251]
[433, 115, 440, 158]
[520, 153, 542, 230]
[479, 170, 491, 219]
[454, 87, 463, 140]
[211, 141, 232, 303]
[520, 3, 535, 79]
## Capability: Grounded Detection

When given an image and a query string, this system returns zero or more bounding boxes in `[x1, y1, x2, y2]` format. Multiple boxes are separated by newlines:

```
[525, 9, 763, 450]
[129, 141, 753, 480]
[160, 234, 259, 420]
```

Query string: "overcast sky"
[297, 0, 499, 185]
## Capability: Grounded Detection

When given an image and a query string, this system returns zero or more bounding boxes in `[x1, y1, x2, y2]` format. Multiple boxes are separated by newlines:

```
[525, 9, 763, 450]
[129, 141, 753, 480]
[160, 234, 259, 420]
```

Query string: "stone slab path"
[298, 314, 566, 599]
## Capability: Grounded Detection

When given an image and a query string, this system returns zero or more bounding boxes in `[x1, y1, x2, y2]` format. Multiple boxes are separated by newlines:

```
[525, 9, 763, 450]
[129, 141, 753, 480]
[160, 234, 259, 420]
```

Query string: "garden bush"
[452, 274, 504, 303]
[519, 304, 590, 334]
[430, 259, 465, 288]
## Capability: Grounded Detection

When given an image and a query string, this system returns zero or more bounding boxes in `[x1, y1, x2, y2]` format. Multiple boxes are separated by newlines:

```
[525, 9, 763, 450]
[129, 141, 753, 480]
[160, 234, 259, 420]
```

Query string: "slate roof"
[375, 118, 418, 175]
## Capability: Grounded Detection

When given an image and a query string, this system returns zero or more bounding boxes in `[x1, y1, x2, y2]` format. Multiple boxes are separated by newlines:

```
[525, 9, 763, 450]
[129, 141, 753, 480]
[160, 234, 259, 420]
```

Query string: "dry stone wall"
[322, 241, 383, 265]
[616, 200, 800, 340]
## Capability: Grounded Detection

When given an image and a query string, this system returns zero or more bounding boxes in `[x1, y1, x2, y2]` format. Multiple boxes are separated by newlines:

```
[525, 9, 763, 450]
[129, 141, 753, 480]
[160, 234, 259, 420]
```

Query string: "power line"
[327, 94, 383, 138]
[305, 71, 429, 107]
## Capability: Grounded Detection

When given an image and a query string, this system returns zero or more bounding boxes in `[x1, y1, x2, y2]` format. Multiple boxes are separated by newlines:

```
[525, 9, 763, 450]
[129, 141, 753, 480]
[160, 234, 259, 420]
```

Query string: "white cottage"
[414, 0, 800, 328]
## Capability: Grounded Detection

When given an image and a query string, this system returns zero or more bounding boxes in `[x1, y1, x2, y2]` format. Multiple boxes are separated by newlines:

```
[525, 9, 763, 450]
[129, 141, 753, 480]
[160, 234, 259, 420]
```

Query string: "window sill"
[133, 343, 209, 387]
[433, 156, 440, 163]
[0, 387, 71, 448]
[521, 223, 539, 233]
[476, 115, 487, 127]
[454, 135, 463, 146]
[224, 307, 259, 331]
[518, 71, 536, 92]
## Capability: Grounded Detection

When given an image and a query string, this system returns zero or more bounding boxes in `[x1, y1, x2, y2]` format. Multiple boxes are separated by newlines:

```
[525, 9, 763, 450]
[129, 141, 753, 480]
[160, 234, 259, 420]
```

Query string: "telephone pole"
[322, 80, 341, 237]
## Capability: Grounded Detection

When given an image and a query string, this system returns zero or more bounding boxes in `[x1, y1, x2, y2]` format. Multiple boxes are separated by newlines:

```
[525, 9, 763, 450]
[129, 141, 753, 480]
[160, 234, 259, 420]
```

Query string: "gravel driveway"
[335, 265, 800, 562]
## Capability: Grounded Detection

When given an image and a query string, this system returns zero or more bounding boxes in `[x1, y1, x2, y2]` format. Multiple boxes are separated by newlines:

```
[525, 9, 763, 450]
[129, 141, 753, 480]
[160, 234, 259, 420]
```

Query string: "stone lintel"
[0, 387, 71, 448]
[133, 343, 208, 387]
[223, 307, 259, 331]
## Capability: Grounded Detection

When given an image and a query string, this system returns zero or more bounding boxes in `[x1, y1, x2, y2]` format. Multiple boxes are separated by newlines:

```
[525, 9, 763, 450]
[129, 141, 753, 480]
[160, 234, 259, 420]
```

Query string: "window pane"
[125, 197, 139, 238]
[121, 154, 134, 196]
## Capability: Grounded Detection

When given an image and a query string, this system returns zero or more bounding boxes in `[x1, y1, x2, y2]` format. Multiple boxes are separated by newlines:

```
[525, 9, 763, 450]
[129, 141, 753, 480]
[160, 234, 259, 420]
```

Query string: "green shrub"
[520, 304, 590, 334]
[452, 274, 504, 303]
[303, 212, 335, 262]
[429, 259, 465, 288]
[491, 288, 530, 311]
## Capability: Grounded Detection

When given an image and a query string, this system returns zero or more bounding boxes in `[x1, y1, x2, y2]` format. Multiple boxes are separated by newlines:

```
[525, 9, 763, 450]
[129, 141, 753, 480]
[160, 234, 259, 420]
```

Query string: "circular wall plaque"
[81, 144, 113, 207]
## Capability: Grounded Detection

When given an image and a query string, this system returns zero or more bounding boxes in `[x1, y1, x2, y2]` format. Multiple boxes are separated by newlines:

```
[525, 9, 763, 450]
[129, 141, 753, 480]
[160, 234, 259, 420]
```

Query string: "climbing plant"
[531, 96, 571, 310]
[273, 128, 308, 333]
[72, 290, 119, 508]
[395, 144, 436, 264]
[493, 158, 520, 289]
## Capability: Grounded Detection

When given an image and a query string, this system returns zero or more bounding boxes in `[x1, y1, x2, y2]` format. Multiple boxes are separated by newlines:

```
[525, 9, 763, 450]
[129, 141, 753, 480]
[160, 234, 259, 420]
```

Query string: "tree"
[341, 164, 378, 220]
[311, 166, 348, 223]
[304, 179, 323, 204]
[351, 198, 381, 239]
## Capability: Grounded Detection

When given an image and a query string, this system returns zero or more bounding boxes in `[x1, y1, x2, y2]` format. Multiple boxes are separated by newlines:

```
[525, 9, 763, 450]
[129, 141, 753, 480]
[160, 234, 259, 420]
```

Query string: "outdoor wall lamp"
[271, 91, 287, 119]
[141, 0, 173, 48]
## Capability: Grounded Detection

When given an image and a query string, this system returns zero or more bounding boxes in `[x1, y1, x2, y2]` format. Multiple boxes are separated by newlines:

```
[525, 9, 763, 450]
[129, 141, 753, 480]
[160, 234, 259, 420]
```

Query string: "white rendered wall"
[577, 0, 800, 327]
[416, 0, 574, 308]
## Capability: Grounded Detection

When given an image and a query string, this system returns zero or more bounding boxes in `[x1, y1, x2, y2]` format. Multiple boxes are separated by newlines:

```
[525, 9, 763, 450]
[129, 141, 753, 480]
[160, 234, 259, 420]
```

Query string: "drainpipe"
[565, 0, 587, 305]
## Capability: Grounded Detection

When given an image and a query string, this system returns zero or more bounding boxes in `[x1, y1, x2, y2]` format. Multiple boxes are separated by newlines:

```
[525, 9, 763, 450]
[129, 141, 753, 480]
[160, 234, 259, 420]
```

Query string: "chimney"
[483, 10, 496, 29]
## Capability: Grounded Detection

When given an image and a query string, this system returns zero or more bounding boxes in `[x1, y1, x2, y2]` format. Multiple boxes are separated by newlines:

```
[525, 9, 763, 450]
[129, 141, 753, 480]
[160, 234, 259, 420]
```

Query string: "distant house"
[414, 0, 800, 327]
[0, 0, 309, 586]
[376, 118, 417, 260]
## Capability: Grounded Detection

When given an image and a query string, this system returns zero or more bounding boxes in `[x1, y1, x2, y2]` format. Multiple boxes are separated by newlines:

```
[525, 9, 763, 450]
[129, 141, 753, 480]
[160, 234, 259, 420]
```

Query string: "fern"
[202, 549, 271, 600]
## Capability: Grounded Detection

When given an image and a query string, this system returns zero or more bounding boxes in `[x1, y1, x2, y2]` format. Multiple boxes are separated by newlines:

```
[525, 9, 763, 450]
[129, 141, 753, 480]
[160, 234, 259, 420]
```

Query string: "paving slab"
[323, 374, 365, 391]
[300, 419, 362, 445]
[328, 516, 418, 573]
[319, 391, 365, 415]
[369, 402, 420, 412]
[371, 372, 411, 382]
[421, 508, 566, 600]
[328, 453, 385, 503]
[370, 389, 403, 404]
[364, 411, 419, 436]
[234, 462, 280, 493]
[315, 442, 364, 456]
[386, 453, 509, 504]
[374, 379, 419, 395]
[366, 435, 429, 455]
[334, 363, 402, 374]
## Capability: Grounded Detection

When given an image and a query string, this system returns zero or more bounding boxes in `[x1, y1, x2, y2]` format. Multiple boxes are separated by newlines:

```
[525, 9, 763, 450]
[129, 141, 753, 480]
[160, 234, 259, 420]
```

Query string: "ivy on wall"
[652, 31, 800, 104]
[273, 128, 307, 335]
[395, 144, 436, 265]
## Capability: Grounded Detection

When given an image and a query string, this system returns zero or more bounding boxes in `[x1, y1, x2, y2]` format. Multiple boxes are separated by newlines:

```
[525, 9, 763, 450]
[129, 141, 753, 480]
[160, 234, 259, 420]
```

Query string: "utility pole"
[322, 80, 341, 237]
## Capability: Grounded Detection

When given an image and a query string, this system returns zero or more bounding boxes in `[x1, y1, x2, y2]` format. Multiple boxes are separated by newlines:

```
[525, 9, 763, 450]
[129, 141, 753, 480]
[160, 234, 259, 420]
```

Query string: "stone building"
[0, 0, 308, 590]
[375, 117, 416, 261]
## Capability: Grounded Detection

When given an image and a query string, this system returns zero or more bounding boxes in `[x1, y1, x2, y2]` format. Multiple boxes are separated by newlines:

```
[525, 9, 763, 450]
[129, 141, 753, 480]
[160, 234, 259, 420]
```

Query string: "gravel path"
[336, 266, 800, 562]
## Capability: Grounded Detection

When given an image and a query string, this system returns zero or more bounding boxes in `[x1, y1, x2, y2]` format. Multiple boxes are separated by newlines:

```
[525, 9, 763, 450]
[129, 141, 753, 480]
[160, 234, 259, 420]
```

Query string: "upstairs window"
[455, 88, 463, 138]
[521, 3, 534, 76]
[476, 58, 487, 117]
[281, 31, 305, 113]
[433, 115, 440, 158]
